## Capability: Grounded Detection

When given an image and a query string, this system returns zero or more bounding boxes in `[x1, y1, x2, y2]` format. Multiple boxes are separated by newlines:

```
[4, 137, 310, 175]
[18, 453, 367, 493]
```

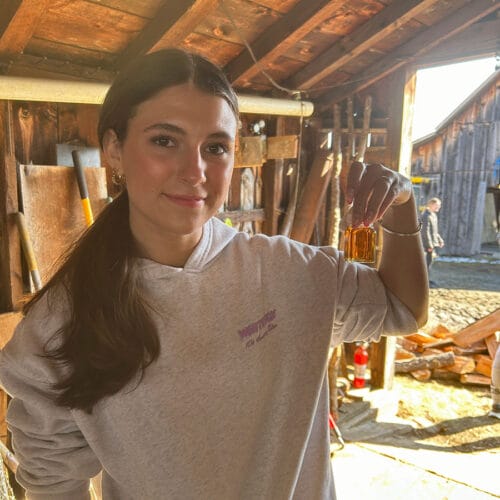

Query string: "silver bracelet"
[379, 220, 422, 236]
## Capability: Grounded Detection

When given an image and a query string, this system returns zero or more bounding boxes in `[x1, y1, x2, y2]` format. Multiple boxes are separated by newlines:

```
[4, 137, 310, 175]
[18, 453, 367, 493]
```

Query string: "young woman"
[0, 49, 427, 499]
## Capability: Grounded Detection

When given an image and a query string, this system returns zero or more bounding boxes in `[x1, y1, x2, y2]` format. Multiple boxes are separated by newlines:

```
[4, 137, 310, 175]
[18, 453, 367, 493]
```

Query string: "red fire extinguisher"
[353, 342, 369, 388]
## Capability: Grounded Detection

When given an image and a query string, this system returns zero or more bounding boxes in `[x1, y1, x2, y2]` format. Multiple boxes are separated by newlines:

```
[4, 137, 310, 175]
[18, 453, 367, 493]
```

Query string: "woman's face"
[104, 83, 237, 260]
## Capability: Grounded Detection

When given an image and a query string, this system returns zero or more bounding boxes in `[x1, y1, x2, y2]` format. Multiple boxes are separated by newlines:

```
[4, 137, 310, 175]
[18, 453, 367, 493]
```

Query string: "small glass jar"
[342, 207, 376, 263]
[344, 225, 376, 263]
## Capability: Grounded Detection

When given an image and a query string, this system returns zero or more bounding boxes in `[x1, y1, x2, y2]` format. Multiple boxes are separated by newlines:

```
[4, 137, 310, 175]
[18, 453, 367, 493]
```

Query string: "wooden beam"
[266, 135, 298, 160]
[319, 0, 500, 108]
[114, 0, 219, 70]
[459, 373, 491, 386]
[234, 135, 298, 168]
[0, 0, 50, 69]
[357, 95, 372, 162]
[287, 0, 440, 91]
[225, 0, 344, 85]
[370, 336, 397, 389]
[152, 0, 220, 50]
[235, 136, 264, 168]
[415, 17, 500, 68]
[290, 149, 333, 243]
[371, 66, 417, 389]
[6, 53, 115, 82]
[263, 117, 285, 236]
[0, 100, 23, 311]
[326, 103, 342, 247]
[0, 0, 21, 42]
[452, 309, 500, 348]
[385, 69, 417, 177]
[395, 350, 455, 373]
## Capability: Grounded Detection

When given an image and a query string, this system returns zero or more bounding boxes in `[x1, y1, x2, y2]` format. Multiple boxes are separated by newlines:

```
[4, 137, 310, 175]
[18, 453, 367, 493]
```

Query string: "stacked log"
[395, 309, 499, 385]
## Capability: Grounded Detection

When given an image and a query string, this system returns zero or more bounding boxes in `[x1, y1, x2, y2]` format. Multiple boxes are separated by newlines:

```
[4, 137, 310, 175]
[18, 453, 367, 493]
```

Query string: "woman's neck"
[131, 225, 203, 267]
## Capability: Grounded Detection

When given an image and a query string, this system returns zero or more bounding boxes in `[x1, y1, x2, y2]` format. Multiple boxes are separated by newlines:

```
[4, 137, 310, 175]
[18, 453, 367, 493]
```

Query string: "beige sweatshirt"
[0, 218, 417, 499]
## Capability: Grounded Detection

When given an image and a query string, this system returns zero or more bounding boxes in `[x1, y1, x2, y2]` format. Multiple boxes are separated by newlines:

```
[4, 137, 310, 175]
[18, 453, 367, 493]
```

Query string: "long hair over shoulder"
[25, 49, 238, 413]
[25, 192, 159, 413]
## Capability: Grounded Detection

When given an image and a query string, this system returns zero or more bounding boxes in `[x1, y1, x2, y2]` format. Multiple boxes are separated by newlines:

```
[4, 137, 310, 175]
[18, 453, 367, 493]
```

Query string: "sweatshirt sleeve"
[0, 298, 101, 499]
[327, 248, 418, 343]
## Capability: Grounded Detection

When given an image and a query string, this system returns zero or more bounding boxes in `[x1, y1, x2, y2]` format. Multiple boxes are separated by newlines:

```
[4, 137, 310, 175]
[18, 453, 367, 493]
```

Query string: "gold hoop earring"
[112, 169, 126, 186]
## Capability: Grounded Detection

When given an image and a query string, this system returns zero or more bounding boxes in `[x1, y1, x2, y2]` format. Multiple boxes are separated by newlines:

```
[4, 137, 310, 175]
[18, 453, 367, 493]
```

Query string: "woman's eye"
[151, 136, 175, 148]
[206, 143, 229, 155]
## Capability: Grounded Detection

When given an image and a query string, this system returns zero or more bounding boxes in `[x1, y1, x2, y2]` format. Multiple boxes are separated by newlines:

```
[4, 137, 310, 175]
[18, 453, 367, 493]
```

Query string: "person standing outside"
[421, 197, 444, 285]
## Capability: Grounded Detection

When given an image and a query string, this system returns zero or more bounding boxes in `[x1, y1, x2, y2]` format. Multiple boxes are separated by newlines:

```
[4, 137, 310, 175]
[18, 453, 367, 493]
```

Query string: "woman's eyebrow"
[143, 123, 185, 135]
[143, 123, 234, 141]
[208, 131, 235, 141]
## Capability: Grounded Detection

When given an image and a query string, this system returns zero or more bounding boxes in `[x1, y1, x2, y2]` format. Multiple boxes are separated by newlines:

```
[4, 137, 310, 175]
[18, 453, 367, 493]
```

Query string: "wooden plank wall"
[412, 77, 500, 255]
[0, 101, 103, 310]
[442, 83, 499, 255]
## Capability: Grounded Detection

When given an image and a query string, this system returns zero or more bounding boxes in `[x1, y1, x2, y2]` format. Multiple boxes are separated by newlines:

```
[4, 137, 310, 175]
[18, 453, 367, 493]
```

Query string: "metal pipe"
[0, 75, 314, 117]
[237, 94, 313, 117]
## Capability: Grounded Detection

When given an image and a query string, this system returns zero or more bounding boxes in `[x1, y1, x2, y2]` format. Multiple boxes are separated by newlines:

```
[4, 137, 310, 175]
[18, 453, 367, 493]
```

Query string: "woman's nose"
[178, 149, 206, 185]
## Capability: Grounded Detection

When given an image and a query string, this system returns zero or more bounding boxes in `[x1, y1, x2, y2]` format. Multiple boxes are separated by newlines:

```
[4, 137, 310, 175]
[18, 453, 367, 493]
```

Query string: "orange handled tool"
[72, 150, 94, 226]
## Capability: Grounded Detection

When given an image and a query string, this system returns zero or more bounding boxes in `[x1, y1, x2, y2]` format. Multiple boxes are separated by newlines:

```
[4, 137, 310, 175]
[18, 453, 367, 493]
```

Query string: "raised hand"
[345, 161, 413, 228]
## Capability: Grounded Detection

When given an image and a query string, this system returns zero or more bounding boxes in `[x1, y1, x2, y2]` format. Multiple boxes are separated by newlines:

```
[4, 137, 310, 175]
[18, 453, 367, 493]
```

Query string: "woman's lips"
[163, 193, 205, 208]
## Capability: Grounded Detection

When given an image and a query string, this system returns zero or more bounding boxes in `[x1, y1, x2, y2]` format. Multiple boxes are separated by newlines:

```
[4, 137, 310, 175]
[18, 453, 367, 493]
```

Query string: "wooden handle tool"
[0, 440, 19, 474]
[14, 212, 42, 292]
[72, 150, 94, 226]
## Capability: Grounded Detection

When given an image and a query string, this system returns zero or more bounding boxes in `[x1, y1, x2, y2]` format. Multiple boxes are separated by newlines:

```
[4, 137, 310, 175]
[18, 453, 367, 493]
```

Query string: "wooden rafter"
[224, 0, 344, 85]
[8, 53, 115, 82]
[114, 0, 219, 70]
[415, 16, 500, 67]
[318, 0, 500, 109]
[0, 0, 21, 41]
[286, 0, 442, 91]
[0, 0, 50, 69]
[151, 0, 220, 50]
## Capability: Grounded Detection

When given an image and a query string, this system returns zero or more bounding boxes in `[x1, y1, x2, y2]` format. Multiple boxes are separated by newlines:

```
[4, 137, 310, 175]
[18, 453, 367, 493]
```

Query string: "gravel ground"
[425, 253, 499, 333]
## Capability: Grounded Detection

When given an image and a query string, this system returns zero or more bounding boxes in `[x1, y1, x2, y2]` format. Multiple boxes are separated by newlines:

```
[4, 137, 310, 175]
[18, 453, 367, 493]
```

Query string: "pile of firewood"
[395, 308, 499, 385]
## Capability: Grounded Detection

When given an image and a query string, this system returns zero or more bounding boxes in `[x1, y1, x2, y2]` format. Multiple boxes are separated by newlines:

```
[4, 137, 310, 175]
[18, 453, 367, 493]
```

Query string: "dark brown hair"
[25, 49, 239, 413]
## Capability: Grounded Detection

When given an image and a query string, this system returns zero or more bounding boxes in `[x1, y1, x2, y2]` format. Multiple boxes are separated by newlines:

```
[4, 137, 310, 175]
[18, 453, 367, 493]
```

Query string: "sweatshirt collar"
[135, 217, 237, 278]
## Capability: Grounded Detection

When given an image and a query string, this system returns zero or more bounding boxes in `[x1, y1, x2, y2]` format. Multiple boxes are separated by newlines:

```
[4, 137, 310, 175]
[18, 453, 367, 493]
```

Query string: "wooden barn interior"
[1, 0, 499, 496]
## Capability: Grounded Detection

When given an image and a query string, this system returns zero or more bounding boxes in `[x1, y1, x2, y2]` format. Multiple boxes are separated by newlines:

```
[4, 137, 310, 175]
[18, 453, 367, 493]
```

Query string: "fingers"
[365, 176, 396, 224]
[345, 161, 364, 204]
[346, 162, 411, 227]
[351, 174, 393, 227]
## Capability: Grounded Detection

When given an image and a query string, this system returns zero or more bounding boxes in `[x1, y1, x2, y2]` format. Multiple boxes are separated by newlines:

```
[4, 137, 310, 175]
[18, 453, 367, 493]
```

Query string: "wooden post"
[328, 345, 342, 419]
[279, 117, 303, 238]
[372, 67, 417, 390]
[290, 149, 333, 243]
[0, 101, 23, 311]
[384, 69, 417, 177]
[263, 117, 285, 235]
[327, 104, 342, 247]
[357, 95, 372, 162]
[346, 97, 354, 161]
[279, 162, 299, 237]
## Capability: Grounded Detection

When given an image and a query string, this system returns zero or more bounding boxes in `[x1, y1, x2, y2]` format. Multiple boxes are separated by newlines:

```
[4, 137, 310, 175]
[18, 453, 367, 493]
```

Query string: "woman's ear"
[102, 129, 122, 171]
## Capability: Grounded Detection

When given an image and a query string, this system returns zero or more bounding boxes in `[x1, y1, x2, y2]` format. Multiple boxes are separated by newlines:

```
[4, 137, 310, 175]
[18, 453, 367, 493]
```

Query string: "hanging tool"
[329, 413, 345, 454]
[14, 212, 42, 292]
[72, 149, 94, 226]
[0, 440, 18, 474]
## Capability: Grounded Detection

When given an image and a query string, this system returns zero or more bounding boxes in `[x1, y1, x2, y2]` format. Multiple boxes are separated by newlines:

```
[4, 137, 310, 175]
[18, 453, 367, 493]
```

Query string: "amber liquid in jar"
[344, 225, 376, 263]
